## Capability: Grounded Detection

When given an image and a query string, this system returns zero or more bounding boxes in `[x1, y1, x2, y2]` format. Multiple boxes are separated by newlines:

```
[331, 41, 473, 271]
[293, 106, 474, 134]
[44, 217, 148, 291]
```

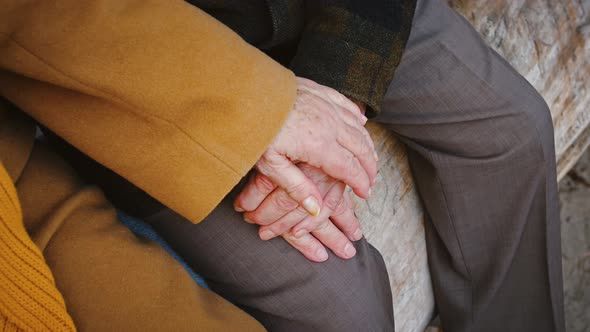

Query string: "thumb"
[255, 152, 323, 216]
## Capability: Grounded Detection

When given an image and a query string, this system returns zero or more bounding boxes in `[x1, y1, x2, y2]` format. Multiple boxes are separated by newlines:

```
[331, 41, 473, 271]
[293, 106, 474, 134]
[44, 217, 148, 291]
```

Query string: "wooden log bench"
[357, 1, 590, 331]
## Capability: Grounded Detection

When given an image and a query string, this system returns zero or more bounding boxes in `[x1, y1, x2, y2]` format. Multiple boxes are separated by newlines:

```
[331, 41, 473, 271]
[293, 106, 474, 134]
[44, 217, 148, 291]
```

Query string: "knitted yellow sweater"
[0, 163, 76, 331]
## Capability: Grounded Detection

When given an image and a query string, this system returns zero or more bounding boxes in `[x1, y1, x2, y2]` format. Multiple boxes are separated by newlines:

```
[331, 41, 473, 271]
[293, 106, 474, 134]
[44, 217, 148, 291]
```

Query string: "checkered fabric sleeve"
[290, 0, 417, 116]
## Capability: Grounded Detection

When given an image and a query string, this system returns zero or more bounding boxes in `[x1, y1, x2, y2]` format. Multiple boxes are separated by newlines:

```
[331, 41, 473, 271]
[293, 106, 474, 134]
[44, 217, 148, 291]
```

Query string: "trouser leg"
[145, 190, 394, 332]
[373, 0, 565, 330]
[15, 142, 264, 332]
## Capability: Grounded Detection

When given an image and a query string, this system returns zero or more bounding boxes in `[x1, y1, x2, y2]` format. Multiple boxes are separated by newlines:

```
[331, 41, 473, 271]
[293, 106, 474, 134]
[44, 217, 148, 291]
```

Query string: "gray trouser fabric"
[47, 0, 564, 330]
[373, 0, 565, 330]
[146, 194, 394, 332]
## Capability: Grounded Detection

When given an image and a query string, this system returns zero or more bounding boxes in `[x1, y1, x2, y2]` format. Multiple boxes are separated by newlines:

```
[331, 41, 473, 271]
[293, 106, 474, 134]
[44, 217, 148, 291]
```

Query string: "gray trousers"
[53, 0, 565, 330]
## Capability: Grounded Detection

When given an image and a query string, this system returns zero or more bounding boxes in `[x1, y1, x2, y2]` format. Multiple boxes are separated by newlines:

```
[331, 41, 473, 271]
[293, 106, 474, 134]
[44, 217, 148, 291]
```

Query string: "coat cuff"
[290, 2, 416, 116]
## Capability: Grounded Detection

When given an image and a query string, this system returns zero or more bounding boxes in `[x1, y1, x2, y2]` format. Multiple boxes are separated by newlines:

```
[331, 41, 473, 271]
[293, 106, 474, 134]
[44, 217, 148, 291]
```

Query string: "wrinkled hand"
[252, 77, 377, 217]
[234, 164, 362, 262]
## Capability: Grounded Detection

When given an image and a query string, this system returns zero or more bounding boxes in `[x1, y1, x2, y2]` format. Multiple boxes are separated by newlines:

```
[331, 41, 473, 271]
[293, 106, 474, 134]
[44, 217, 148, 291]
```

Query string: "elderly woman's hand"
[251, 77, 376, 217]
[234, 77, 375, 261]
[234, 165, 362, 262]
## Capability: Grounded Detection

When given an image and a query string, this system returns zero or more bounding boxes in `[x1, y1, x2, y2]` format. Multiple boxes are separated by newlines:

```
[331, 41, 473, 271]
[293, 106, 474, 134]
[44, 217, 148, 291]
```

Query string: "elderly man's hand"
[234, 165, 362, 262]
[251, 77, 377, 217]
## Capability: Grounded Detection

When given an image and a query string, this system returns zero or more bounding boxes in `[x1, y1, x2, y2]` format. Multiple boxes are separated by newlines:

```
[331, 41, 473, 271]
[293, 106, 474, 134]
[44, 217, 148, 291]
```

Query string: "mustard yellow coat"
[0, 0, 296, 223]
[0, 0, 296, 330]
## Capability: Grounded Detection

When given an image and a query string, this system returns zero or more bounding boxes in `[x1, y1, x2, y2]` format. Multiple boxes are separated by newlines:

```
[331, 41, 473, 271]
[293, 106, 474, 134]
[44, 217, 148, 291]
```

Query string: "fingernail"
[367, 188, 372, 197]
[316, 248, 329, 261]
[294, 229, 307, 238]
[361, 115, 368, 124]
[374, 152, 379, 161]
[260, 230, 275, 240]
[243, 216, 254, 224]
[352, 228, 363, 241]
[302, 196, 321, 216]
[234, 206, 245, 212]
[344, 243, 357, 258]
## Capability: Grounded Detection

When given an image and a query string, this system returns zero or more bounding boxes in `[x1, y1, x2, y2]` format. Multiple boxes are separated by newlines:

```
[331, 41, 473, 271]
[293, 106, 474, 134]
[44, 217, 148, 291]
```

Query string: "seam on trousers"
[430, 155, 475, 330]
[543, 161, 561, 332]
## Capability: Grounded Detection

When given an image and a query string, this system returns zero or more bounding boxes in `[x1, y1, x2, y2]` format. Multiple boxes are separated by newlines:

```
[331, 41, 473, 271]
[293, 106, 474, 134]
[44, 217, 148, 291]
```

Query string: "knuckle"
[333, 197, 348, 215]
[339, 214, 360, 232]
[362, 137, 375, 156]
[357, 140, 371, 161]
[293, 206, 309, 217]
[255, 154, 275, 176]
[301, 239, 318, 252]
[292, 219, 312, 234]
[329, 157, 348, 177]
[254, 173, 275, 193]
[303, 244, 319, 255]
[346, 222, 361, 235]
[285, 180, 307, 198]
[324, 195, 344, 212]
[347, 158, 364, 180]
[274, 192, 298, 211]
[284, 231, 311, 250]
[314, 219, 331, 232]
[360, 139, 373, 159]
[298, 163, 315, 174]
[299, 164, 326, 181]
[283, 230, 296, 240]
[269, 222, 290, 236]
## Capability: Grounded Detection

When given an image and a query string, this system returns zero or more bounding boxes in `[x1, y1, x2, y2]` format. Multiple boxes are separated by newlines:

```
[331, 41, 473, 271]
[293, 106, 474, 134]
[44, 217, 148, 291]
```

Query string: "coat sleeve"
[0, 0, 296, 223]
[290, 0, 416, 116]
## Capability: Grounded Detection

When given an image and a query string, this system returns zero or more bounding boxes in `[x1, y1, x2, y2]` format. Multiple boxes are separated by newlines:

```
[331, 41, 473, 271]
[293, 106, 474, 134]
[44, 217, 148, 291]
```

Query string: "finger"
[248, 165, 337, 227]
[257, 181, 337, 239]
[282, 231, 329, 262]
[256, 152, 323, 216]
[326, 91, 367, 124]
[255, 169, 339, 238]
[233, 172, 277, 212]
[334, 103, 379, 184]
[257, 206, 309, 240]
[337, 124, 377, 185]
[244, 188, 304, 226]
[290, 182, 360, 242]
[286, 184, 359, 257]
[317, 144, 371, 198]
[310, 219, 357, 259]
[287, 184, 357, 260]
[320, 92, 377, 168]
[329, 191, 363, 241]
[360, 120, 378, 165]
[334, 108, 377, 166]
[330, 100, 366, 128]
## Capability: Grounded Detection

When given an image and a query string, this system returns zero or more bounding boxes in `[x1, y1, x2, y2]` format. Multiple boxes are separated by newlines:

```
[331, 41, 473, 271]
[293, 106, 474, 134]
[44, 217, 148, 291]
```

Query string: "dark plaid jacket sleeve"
[290, 0, 417, 115]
